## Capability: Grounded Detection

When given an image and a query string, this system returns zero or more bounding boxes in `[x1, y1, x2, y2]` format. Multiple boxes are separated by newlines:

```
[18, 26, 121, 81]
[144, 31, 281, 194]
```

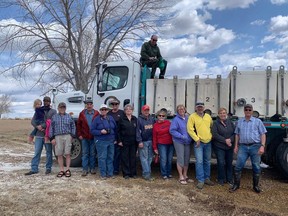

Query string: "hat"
[84, 99, 93, 104]
[142, 105, 150, 111]
[109, 98, 120, 104]
[43, 96, 51, 102]
[99, 104, 109, 110]
[58, 102, 66, 108]
[195, 102, 204, 107]
[244, 104, 253, 109]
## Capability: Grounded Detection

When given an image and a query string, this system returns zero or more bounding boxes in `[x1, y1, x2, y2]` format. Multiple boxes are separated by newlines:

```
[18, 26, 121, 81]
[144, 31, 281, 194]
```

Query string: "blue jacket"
[136, 114, 155, 143]
[90, 115, 117, 141]
[169, 114, 192, 145]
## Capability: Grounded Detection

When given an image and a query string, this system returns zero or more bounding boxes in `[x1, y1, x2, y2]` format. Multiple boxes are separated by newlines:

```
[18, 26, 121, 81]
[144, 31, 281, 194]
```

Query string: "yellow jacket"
[187, 112, 213, 144]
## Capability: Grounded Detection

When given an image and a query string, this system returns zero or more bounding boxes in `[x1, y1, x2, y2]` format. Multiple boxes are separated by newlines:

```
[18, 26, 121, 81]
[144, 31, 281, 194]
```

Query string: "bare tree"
[0, 0, 168, 92]
[0, 94, 12, 118]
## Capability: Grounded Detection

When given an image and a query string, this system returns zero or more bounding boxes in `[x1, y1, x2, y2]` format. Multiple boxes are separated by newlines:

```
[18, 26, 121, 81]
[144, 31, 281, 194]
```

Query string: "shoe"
[168, 175, 173, 179]
[124, 176, 130, 180]
[100, 176, 107, 180]
[107, 175, 115, 179]
[65, 169, 71, 177]
[45, 170, 51, 175]
[24, 171, 38, 176]
[253, 173, 261, 193]
[185, 177, 194, 183]
[113, 171, 119, 175]
[178, 179, 187, 185]
[159, 75, 164, 79]
[229, 172, 241, 193]
[218, 180, 224, 186]
[81, 171, 88, 177]
[145, 177, 155, 181]
[131, 175, 137, 179]
[204, 179, 215, 186]
[163, 176, 169, 180]
[196, 182, 204, 189]
[90, 169, 96, 174]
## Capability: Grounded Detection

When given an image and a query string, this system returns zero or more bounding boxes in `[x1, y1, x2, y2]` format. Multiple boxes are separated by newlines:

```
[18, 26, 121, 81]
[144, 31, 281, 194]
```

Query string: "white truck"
[52, 61, 288, 178]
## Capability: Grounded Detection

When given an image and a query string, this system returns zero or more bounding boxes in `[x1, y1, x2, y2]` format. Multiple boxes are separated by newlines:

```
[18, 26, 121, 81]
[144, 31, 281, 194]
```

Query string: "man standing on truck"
[230, 104, 266, 193]
[25, 96, 56, 176]
[140, 34, 167, 79]
[187, 102, 214, 189]
[77, 99, 99, 176]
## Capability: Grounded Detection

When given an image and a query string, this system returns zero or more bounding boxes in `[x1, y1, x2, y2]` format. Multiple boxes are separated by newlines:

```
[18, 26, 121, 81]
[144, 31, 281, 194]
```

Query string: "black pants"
[121, 142, 137, 177]
[142, 59, 167, 78]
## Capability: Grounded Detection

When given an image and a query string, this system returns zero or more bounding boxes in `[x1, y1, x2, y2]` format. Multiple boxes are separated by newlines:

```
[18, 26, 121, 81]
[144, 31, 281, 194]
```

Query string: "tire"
[275, 142, 288, 178]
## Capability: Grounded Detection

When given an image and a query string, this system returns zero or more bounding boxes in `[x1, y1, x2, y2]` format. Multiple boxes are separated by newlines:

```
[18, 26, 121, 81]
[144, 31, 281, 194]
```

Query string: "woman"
[170, 105, 192, 185]
[90, 104, 117, 179]
[153, 109, 174, 180]
[212, 107, 235, 186]
[117, 104, 138, 179]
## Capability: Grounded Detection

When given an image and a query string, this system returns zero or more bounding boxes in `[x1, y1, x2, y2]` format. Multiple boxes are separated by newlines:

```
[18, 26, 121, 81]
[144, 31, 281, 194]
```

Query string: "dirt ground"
[0, 119, 287, 216]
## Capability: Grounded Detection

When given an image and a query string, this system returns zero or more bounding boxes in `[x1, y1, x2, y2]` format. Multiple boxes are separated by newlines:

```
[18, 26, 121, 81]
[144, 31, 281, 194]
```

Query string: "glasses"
[100, 109, 108, 111]
[152, 39, 157, 42]
[111, 103, 119, 106]
[158, 115, 165, 117]
[244, 109, 252, 111]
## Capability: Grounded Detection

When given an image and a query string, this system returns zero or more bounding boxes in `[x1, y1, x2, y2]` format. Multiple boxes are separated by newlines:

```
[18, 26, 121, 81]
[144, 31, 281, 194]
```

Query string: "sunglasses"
[244, 109, 252, 111]
[158, 115, 165, 117]
[100, 109, 108, 111]
[152, 39, 157, 42]
[111, 103, 119, 105]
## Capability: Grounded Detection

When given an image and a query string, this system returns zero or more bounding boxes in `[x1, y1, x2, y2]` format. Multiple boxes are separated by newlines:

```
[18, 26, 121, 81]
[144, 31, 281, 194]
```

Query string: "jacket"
[153, 120, 173, 151]
[117, 115, 138, 145]
[140, 41, 162, 62]
[212, 117, 235, 150]
[136, 114, 155, 143]
[90, 115, 117, 141]
[77, 109, 99, 139]
[169, 114, 192, 145]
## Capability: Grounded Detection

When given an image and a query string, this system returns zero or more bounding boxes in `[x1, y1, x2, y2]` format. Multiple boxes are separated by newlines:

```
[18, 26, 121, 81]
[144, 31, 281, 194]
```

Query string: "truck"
[52, 61, 288, 178]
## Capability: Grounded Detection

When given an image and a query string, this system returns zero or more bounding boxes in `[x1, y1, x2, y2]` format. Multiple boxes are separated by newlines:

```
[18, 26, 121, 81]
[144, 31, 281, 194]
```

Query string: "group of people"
[25, 95, 266, 193]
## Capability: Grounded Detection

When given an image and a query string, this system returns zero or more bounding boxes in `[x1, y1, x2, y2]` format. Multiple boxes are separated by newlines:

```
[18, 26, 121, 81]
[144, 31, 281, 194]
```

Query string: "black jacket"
[212, 118, 235, 150]
[117, 115, 138, 145]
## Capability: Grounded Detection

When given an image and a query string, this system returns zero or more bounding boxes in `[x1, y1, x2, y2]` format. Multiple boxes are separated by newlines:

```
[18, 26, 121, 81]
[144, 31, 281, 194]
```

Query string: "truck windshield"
[101, 66, 128, 91]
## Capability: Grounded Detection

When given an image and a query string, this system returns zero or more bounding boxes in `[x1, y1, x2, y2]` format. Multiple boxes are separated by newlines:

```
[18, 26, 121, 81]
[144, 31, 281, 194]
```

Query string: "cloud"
[269, 15, 288, 33]
[270, 0, 288, 5]
[250, 19, 266, 26]
[205, 0, 257, 10]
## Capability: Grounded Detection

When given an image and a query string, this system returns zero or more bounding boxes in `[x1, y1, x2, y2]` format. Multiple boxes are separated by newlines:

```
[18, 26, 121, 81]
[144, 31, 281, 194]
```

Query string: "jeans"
[214, 146, 233, 183]
[95, 140, 114, 177]
[194, 142, 212, 182]
[235, 143, 261, 174]
[31, 137, 53, 172]
[138, 141, 153, 178]
[81, 138, 96, 172]
[113, 144, 121, 174]
[158, 144, 174, 177]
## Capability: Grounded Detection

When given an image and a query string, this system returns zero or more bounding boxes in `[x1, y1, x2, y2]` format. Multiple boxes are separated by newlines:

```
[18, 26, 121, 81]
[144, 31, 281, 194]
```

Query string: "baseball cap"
[43, 96, 51, 102]
[109, 98, 120, 104]
[195, 102, 204, 107]
[58, 102, 66, 108]
[99, 104, 109, 110]
[142, 105, 150, 111]
[244, 104, 253, 109]
[84, 99, 93, 104]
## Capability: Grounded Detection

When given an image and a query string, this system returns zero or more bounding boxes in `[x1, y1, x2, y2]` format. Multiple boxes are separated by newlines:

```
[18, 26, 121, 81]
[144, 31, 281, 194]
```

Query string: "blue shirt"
[85, 109, 95, 129]
[49, 113, 76, 138]
[234, 117, 267, 144]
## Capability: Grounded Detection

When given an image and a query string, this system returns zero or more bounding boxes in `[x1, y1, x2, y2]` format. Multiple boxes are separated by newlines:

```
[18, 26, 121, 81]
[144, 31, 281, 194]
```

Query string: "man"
[136, 105, 155, 181]
[25, 96, 56, 175]
[108, 98, 125, 175]
[49, 102, 76, 177]
[77, 99, 99, 176]
[187, 102, 214, 189]
[230, 104, 266, 193]
[140, 34, 167, 79]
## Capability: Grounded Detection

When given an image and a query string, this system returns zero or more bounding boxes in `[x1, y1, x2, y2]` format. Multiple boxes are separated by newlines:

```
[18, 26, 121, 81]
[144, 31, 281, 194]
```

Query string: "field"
[0, 119, 287, 216]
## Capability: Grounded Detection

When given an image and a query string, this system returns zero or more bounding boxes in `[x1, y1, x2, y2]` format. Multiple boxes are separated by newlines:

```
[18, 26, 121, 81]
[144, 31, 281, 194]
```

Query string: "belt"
[240, 143, 257, 146]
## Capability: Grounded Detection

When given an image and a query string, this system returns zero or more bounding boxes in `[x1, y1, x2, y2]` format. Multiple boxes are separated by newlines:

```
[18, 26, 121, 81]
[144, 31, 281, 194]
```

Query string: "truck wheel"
[276, 142, 288, 178]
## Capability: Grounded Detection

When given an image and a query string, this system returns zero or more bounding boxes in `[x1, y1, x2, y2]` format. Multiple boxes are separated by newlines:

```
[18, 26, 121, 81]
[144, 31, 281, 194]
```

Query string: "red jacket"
[153, 120, 173, 151]
[77, 109, 99, 139]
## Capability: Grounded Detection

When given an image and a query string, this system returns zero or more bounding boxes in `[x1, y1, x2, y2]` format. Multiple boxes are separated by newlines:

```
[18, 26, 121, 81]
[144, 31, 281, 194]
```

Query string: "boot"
[229, 171, 241, 192]
[253, 173, 261, 193]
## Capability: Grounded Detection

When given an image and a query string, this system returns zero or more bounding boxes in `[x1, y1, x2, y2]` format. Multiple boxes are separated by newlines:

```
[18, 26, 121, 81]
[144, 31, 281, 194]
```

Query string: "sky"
[1, 0, 288, 118]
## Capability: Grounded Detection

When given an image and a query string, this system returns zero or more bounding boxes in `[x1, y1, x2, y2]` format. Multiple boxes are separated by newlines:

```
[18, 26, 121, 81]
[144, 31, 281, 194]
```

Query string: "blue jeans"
[81, 139, 96, 172]
[113, 144, 121, 174]
[31, 137, 53, 172]
[158, 144, 174, 177]
[214, 146, 233, 183]
[194, 142, 212, 182]
[235, 143, 261, 174]
[95, 140, 114, 177]
[138, 141, 153, 178]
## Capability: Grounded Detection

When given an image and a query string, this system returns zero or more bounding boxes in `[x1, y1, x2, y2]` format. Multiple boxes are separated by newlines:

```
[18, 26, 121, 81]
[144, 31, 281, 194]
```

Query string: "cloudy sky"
[1, 0, 288, 118]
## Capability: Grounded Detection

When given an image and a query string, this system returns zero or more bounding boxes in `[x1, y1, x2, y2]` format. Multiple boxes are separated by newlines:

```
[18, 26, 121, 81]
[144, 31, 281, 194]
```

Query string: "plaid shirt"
[49, 113, 76, 138]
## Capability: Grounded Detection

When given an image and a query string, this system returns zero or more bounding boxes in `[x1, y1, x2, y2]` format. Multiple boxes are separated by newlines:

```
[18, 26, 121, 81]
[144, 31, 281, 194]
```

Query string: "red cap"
[142, 105, 150, 111]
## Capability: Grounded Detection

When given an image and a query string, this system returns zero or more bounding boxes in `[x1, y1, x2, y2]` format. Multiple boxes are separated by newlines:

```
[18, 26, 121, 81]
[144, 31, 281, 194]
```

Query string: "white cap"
[99, 104, 109, 110]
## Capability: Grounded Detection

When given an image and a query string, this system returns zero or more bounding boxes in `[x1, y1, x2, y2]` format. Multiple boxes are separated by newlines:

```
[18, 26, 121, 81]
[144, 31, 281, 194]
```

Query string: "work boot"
[253, 173, 261, 193]
[229, 171, 241, 192]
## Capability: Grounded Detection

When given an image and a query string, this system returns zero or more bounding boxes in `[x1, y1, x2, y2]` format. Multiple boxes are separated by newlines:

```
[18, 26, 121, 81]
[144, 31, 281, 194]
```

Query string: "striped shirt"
[49, 113, 76, 138]
[234, 117, 267, 144]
